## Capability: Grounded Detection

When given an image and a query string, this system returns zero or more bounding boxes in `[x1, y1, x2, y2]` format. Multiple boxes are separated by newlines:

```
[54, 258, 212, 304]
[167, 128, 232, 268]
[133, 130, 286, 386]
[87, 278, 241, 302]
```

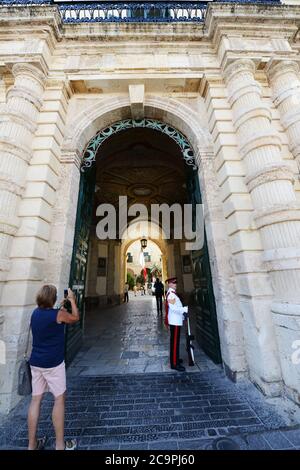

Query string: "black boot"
[171, 364, 185, 372]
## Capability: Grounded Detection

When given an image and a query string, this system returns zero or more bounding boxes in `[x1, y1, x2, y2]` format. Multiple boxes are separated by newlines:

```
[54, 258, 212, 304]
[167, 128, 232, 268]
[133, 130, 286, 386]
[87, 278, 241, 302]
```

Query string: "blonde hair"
[36, 285, 57, 308]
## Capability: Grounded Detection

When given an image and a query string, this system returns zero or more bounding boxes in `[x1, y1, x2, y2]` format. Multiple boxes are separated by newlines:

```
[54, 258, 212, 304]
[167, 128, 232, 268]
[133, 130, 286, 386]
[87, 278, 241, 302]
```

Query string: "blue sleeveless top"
[29, 307, 65, 368]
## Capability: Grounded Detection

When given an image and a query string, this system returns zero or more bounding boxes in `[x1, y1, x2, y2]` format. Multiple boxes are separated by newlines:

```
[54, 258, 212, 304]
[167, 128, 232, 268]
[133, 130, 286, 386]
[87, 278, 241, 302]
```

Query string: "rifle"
[186, 316, 195, 366]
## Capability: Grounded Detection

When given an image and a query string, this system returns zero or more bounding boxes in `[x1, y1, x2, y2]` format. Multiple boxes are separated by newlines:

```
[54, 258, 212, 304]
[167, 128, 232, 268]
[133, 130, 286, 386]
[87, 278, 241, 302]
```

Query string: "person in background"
[154, 277, 164, 315]
[124, 282, 129, 302]
[27, 285, 79, 450]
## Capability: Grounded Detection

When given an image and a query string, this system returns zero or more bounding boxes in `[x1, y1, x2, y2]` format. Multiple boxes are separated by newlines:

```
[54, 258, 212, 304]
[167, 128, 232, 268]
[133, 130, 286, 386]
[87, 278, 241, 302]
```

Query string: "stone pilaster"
[0, 63, 45, 413]
[195, 146, 247, 380]
[224, 58, 300, 402]
[45, 158, 81, 299]
[0, 63, 45, 297]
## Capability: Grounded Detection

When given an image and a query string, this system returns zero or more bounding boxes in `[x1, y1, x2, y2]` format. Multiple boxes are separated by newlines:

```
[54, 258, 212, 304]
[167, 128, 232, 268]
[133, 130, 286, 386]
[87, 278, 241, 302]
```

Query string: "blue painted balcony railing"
[0, 1, 283, 24]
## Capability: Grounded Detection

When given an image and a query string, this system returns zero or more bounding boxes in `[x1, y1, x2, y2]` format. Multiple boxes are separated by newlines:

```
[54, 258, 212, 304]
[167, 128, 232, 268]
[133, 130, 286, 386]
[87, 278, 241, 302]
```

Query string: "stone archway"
[119, 219, 169, 298]
[48, 94, 246, 380]
[81, 118, 198, 172]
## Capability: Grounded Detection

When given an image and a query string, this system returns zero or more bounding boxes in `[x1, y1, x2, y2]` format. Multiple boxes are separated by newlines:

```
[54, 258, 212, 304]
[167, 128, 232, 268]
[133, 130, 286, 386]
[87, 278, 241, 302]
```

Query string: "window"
[127, 253, 133, 263]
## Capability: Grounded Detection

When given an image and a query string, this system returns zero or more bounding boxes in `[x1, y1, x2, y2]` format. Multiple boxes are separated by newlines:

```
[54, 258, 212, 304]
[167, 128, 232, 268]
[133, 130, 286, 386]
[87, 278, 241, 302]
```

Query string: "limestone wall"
[0, 2, 300, 413]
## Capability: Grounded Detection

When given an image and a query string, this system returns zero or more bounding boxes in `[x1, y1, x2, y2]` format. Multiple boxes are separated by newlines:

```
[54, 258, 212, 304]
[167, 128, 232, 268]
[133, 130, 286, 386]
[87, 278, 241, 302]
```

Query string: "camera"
[63, 288, 72, 313]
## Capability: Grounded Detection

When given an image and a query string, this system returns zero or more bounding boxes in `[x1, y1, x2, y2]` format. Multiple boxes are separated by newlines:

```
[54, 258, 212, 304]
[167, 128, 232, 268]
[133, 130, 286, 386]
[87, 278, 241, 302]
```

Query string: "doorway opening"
[66, 119, 221, 368]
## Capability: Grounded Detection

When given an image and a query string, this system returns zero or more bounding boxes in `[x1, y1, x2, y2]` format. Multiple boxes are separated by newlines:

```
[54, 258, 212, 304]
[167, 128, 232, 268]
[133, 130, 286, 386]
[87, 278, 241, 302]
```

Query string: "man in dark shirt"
[154, 278, 164, 315]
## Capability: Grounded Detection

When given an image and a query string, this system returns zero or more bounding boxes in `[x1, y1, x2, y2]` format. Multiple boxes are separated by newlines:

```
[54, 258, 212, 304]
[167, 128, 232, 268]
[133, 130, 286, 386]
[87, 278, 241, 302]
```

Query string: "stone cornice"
[205, 4, 300, 72]
[0, 6, 62, 43]
[205, 3, 300, 42]
[0, 3, 298, 47]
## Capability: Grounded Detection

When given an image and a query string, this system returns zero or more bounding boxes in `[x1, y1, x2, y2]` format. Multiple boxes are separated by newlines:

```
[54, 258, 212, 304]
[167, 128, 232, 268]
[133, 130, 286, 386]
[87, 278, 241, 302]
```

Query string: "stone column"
[0, 63, 45, 413]
[224, 58, 300, 402]
[267, 60, 300, 165]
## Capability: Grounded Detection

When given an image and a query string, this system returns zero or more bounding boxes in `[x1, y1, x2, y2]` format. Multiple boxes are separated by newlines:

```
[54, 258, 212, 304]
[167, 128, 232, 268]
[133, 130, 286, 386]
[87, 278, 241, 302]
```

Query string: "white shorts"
[30, 361, 66, 398]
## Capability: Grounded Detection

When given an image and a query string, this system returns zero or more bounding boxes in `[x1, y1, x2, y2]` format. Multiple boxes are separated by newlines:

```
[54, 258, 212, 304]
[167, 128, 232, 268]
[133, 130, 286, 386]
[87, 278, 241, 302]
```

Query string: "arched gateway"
[66, 117, 222, 366]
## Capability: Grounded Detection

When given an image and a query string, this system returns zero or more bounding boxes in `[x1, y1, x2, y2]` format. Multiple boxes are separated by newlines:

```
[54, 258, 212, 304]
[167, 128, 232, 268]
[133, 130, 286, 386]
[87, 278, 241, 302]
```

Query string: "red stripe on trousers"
[173, 326, 178, 366]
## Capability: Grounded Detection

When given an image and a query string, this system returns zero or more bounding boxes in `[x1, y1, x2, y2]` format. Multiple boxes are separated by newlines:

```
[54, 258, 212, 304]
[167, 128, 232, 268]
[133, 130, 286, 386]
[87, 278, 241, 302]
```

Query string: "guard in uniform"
[165, 277, 188, 372]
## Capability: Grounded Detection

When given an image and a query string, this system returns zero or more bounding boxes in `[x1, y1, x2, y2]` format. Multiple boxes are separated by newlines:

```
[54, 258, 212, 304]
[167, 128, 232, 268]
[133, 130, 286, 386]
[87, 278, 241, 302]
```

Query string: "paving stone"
[1, 295, 300, 450]
[243, 434, 272, 450]
[284, 429, 300, 447]
[263, 431, 295, 449]
[148, 441, 179, 450]
[121, 351, 140, 359]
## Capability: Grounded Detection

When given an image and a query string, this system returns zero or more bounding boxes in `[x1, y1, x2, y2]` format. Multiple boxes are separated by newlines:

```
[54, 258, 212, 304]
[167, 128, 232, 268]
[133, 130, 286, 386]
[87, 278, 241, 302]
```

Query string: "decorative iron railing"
[59, 2, 208, 23]
[0, 1, 283, 24]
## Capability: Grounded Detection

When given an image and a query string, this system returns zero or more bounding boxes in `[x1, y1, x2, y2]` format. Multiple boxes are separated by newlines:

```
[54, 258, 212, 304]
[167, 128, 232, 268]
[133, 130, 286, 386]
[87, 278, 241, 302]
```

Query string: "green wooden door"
[65, 167, 96, 366]
[187, 169, 222, 364]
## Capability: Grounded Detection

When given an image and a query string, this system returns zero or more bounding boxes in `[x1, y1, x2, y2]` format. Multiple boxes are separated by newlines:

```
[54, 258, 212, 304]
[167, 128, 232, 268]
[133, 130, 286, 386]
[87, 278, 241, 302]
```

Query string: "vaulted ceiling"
[94, 127, 188, 212]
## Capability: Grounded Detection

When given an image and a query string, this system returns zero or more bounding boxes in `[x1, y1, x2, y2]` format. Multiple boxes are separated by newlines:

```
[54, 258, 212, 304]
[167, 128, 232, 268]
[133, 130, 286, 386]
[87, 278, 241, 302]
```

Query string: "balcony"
[1, 1, 282, 24]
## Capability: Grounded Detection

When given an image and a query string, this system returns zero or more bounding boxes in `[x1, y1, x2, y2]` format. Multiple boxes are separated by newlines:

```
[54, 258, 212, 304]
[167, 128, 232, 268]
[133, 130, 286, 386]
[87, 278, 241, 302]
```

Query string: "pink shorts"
[30, 361, 66, 398]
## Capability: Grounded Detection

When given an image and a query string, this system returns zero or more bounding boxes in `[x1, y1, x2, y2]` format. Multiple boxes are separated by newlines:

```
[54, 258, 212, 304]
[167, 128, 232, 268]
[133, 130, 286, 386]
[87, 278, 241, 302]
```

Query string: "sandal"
[35, 436, 47, 450]
[64, 439, 77, 450]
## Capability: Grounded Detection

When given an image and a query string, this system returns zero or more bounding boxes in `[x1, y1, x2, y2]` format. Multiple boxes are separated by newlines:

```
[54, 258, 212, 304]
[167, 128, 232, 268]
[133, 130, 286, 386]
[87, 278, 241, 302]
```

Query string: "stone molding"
[60, 150, 82, 170]
[281, 108, 300, 132]
[267, 60, 300, 85]
[223, 59, 256, 85]
[6, 87, 43, 113]
[0, 175, 24, 196]
[233, 105, 272, 131]
[0, 139, 32, 163]
[0, 215, 19, 237]
[239, 133, 282, 159]
[245, 163, 295, 193]
[0, 258, 11, 273]
[0, 109, 37, 134]
[263, 247, 300, 272]
[12, 63, 46, 87]
[254, 202, 300, 229]
[62, 95, 213, 162]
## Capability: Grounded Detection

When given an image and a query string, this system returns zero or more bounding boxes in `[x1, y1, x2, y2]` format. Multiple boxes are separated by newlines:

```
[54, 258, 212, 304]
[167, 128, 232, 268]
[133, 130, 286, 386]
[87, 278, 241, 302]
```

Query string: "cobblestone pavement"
[0, 295, 299, 450]
[68, 294, 219, 376]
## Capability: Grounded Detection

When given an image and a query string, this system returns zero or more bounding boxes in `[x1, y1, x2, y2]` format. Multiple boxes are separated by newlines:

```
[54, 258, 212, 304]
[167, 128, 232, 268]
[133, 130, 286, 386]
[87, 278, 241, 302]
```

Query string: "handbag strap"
[24, 319, 31, 358]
